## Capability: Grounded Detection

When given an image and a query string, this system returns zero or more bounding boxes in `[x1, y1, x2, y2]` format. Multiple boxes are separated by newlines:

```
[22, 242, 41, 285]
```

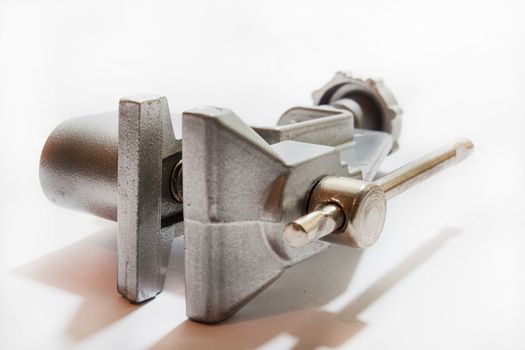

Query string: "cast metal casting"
[39, 72, 473, 323]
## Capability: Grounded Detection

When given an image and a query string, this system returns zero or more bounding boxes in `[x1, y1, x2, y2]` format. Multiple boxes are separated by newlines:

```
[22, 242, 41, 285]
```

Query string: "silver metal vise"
[39, 72, 473, 323]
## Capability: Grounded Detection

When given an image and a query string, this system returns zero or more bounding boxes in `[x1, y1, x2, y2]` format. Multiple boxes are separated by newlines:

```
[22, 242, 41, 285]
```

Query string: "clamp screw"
[170, 159, 183, 203]
[285, 139, 474, 248]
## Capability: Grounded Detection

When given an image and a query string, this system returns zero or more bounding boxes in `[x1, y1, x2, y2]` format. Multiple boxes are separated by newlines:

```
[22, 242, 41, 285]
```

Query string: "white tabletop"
[1, 0, 524, 349]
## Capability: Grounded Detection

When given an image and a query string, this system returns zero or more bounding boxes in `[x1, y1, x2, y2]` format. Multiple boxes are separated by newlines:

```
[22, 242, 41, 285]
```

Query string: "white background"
[1, 0, 524, 349]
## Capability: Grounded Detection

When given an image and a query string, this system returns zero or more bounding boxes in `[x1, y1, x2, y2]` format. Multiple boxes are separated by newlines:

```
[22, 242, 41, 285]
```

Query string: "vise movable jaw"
[39, 72, 473, 323]
[40, 95, 183, 302]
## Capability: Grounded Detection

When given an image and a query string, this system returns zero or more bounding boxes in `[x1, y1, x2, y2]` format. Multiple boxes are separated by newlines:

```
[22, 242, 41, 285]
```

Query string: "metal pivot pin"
[284, 139, 474, 248]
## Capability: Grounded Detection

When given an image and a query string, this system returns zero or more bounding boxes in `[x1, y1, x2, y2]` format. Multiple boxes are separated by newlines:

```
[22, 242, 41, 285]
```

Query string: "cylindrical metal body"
[40, 112, 119, 221]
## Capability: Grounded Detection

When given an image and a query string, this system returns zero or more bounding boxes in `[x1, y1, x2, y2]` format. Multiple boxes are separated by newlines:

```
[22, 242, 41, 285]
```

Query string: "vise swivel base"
[40, 72, 473, 323]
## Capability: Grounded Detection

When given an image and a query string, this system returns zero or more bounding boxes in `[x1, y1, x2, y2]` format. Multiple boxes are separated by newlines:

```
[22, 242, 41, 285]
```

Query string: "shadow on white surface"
[154, 227, 461, 350]
[14, 226, 460, 349]
[15, 228, 139, 340]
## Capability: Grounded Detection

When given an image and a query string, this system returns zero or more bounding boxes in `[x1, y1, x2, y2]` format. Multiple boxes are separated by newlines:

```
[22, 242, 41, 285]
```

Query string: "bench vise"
[40, 72, 473, 323]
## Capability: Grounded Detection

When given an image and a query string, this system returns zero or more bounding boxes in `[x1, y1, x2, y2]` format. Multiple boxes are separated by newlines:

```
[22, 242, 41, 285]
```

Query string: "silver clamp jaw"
[40, 96, 183, 303]
[39, 73, 473, 323]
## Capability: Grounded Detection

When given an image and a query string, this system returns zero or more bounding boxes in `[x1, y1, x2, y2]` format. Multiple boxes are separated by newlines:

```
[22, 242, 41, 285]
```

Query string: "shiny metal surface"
[170, 159, 183, 203]
[375, 138, 474, 200]
[39, 72, 417, 323]
[40, 97, 184, 303]
[284, 139, 474, 248]
[305, 177, 387, 248]
[312, 71, 403, 150]
[39, 88, 392, 316]
[183, 106, 353, 323]
[40, 112, 119, 221]
[182, 97, 397, 323]
[284, 204, 344, 248]
[39, 111, 183, 222]
[39, 76, 399, 323]
[181, 101, 396, 323]
[254, 106, 353, 146]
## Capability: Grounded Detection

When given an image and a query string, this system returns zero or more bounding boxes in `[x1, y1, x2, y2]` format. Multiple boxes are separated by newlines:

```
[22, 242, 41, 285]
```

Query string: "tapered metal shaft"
[375, 139, 473, 200]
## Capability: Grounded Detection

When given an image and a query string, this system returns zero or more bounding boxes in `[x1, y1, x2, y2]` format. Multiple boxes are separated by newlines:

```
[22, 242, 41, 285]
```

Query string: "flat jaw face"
[117, 95, 182, 303]
[182, 107, 392, 323]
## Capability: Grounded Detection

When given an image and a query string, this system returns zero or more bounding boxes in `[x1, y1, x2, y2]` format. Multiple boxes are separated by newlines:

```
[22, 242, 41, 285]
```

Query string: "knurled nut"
[312, 71, 402, 150]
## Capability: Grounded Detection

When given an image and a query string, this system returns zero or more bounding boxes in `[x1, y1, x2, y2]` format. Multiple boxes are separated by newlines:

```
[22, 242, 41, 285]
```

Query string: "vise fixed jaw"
[117, 96, 182, 302]
[39, 73, 473, 324]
